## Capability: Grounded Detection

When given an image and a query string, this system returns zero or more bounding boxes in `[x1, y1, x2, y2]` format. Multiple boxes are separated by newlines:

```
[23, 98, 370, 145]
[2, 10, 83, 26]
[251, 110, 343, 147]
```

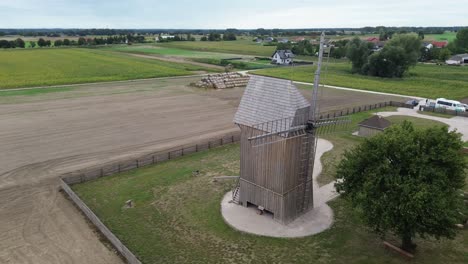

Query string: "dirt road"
[0, 77, 405, 263]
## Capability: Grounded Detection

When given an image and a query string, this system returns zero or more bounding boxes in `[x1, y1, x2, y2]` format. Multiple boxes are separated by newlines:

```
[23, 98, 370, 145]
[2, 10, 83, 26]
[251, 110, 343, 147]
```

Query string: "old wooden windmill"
[232, 32, 348, 224]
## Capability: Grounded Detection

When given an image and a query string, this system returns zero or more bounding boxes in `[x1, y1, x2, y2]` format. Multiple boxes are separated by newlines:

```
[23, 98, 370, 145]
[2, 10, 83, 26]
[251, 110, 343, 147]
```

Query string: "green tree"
[365, 46, 407, 77]
[78, 37, 86, 45]
[454, 28, 468, 52]
[63, 38, 71, 46]
[30, 41, 36, 48]
[54, 39, 63, 47]
[438, 48, 451, 61]
[418, 31, 425, 39]
[37, 38, 46, 47]
[15, 38, 25, 48]
[345, 37, 372, 73]
[336, 122, 466, 252]
[385, 34, 421, 67]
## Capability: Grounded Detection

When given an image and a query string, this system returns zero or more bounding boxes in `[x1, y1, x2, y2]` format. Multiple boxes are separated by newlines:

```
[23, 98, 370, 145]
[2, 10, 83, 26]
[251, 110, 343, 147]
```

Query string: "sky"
[0, 0, 467, 29]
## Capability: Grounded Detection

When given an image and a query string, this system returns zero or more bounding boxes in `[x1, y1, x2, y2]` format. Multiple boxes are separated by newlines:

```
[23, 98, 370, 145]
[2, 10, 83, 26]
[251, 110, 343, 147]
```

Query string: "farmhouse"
[358, 115, 391, 137]
[271, 50, 294, 65]
[422, 42, 433, 49]
[157, 35, 175, 41]
[278, 38, 289, 43]
[431, 41, 448, 48]
[366, 37, 379, 43]
[446, 54, 468, 66]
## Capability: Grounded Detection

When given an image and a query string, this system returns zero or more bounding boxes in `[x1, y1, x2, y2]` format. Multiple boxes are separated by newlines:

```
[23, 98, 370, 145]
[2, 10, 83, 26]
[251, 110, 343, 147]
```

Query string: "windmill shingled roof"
[358, 115, 391, 130]
[234, 75, 310, 131]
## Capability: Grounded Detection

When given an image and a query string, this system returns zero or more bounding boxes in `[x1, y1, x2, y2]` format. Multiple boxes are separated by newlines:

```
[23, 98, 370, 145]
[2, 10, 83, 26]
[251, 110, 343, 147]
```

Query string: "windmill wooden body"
[232, 33, 347, 224]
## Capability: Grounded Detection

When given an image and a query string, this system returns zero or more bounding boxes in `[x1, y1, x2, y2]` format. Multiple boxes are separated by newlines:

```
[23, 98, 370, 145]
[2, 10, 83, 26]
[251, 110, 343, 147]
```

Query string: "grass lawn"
[156, 39, 276, 57]
[105, 45, 242, 59]
[72, 109, 466, 264]
[0, 48, 217, 89]
[253, 62, 468, 100]
[425, 32, 457, 42]
[417, 110, 458, 119]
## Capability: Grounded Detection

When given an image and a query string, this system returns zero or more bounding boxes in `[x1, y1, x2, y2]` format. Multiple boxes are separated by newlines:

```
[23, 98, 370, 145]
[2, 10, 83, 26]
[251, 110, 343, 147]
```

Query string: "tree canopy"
[346, 35, 421, 78]
[335, 121, 466, 252]
[454, 28, 468, 53]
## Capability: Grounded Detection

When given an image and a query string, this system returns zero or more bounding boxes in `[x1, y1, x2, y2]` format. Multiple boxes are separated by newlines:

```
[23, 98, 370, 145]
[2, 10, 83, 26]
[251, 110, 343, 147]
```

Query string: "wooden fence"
[317, 101, 414, 119]
[61, 133, 241, 185]
[59, 100, 411, 263]
[418, 105, 468, 118]
[61, 180, 141, 264]
[60, 132, 241, 263]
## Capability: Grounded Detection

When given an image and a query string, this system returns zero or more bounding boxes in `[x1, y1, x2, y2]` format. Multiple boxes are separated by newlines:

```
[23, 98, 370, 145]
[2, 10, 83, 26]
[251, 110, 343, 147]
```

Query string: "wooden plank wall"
[238, 125, 312, 224]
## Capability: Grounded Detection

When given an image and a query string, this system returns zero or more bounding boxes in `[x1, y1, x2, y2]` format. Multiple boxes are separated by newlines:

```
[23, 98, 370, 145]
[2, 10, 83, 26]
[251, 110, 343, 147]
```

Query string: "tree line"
[0, 34, 148, 49]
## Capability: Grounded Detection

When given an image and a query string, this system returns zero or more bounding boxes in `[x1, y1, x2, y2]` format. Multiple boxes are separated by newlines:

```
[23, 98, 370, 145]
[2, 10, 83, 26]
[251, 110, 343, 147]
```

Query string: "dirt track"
[0, 77, 404, 263]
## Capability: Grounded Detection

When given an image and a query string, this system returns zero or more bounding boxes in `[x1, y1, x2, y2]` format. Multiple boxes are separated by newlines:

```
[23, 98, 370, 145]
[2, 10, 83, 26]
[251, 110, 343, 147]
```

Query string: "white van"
[435, 98, 466, 112]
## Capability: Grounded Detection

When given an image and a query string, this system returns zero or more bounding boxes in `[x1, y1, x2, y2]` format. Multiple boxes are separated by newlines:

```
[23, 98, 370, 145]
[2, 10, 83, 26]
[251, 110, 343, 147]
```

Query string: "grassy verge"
[0, 86, 75, 97]
[72, 109, 465, 263]
[253, 62, 468, 100]
[417, 110, 455, 119]
[0, 48, 217, 89]
[191, 58, 275, 70]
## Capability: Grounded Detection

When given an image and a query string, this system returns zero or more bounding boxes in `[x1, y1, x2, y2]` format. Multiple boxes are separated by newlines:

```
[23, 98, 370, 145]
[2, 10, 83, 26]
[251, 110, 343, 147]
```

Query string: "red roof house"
[431, 41, 448, 48]
[366, 37, 379, 43]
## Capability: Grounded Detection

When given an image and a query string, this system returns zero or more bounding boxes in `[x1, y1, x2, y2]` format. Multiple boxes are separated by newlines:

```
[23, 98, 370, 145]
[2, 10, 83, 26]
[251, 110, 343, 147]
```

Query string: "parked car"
[406, 99, 419, 107]
[435, 98, 466, 112]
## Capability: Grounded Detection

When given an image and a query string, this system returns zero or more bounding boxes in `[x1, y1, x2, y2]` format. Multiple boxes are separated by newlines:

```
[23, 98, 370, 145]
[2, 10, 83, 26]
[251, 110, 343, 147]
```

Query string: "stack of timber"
[192, 73, 250, 89]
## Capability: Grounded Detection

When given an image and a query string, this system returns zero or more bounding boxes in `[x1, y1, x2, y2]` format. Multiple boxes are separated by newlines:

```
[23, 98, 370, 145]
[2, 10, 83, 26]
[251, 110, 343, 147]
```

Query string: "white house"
[271, 50, 295, 65]
[446, 54, 468, 66]
[157, 35, 175, 42]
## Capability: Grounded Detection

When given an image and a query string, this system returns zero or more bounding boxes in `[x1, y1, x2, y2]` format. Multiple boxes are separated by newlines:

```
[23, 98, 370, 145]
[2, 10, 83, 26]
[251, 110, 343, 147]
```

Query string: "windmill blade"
[247, 114, 309, 147]
[313, 116, 352, 136]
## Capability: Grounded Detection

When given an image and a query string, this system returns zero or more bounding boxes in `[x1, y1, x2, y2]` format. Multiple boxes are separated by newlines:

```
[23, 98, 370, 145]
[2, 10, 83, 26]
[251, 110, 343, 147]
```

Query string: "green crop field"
[156, 39, 276, 57]
[254, 62, 468, 100]
[105, 45, 243, 59]
[0, 48, 217, 89]
[425, 32, 457, 42]
[72, 109, 466, 264]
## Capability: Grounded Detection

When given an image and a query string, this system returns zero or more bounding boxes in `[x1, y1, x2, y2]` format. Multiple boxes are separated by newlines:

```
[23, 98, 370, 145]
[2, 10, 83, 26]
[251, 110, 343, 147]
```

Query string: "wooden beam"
[383, 241, 414, 259]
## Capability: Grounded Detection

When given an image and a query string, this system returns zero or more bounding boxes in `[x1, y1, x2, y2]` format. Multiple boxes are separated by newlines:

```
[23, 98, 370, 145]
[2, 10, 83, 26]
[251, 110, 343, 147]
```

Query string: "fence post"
[118, 164, 121, 173]
[221, 138, 224, 145]
[100, 168, 103, 177]
[208, 141, 211, 149]
[168, 151, 171, 160]
[152, 155, 155, 164]
[196, 144, 198, 152]
[136, 159, 139, 168]
[231, 135, 234, 143]
[182, 148, 184, 156]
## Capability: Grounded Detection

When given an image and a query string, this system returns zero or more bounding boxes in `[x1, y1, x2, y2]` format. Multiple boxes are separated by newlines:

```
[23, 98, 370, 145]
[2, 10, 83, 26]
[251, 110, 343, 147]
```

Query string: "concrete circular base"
[221, 192, 334, 238]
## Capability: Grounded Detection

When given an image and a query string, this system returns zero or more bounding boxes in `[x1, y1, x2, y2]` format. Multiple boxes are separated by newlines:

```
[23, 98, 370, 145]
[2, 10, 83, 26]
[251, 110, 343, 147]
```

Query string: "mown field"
[425, 32, 457, 42]
[156, 39, 276, 57]
[0, 48, 218, 89]
[73, 109, 467, 264]
[254, 62, 468, 100]
[105, 45, 242, 59]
